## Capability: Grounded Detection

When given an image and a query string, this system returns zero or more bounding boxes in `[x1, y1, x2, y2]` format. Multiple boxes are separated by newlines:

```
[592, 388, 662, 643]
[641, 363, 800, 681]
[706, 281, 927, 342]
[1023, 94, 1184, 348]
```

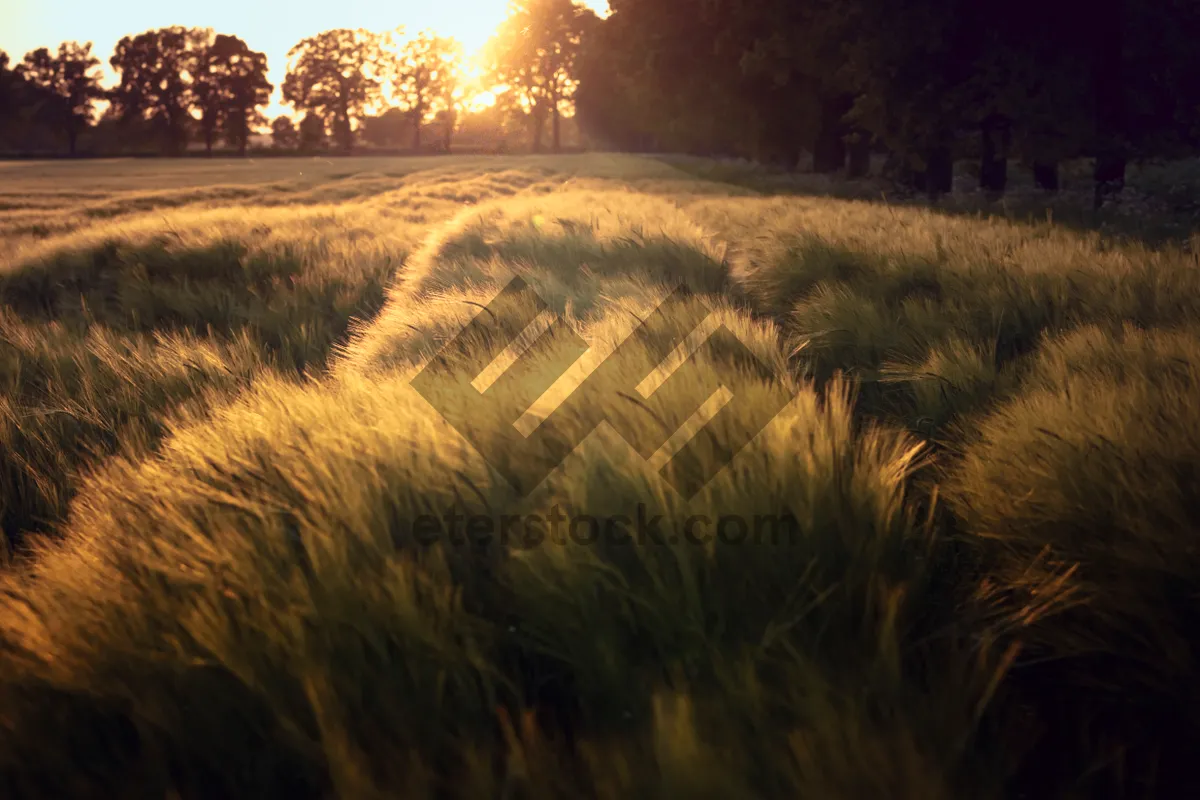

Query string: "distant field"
[2, 154, 1199, 798]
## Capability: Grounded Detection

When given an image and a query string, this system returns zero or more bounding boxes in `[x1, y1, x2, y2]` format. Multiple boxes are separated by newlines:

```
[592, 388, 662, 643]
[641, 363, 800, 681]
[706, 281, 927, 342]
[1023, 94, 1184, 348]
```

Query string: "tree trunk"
[204, 115, 215, 156]
[909, 167, 928, 194]
[552, 105, 562, 153]
[241, 114, 249, 157]
[336, 92, 352, 153]
[165, 111, 185, 157]
[925, 145, 954, 198]
[979, 118, 1009, 195]
[1033, 160, 1060, 192]
[413, 112, 422, 153]
[67, 127, 78, 157]
[788, 143, 806, 173]
[531, 106, 545, 153]
[883, 149, 921, 191]
[812, 95, 851, 173]
[1094, 154, 1126, 208]
[846, 130, 871, 178]
[1092, 0, 1126, 209]
[812, 128, 845, 173]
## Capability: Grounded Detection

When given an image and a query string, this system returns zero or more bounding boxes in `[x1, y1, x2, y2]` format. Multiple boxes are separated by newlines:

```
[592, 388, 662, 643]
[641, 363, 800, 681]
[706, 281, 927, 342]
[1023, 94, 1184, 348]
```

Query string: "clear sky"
[3, 0, 610, 117]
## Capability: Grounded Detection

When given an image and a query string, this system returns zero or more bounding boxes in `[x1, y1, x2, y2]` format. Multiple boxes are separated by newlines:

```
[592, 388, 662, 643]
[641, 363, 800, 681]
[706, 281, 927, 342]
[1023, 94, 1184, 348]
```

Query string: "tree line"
[3, 0, 1199, 205]
[574, 0, 1200, 206]
[0, 1, 595, 159]
[1, 32, 271, 157]
[0, 27, 473, 157]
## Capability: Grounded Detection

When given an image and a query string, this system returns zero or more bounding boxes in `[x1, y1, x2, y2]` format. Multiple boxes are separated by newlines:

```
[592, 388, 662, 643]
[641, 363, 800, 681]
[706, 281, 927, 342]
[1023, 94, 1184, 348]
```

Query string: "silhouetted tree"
[485, 0, 597, 152]
[187, 28, 222, 155]
[298, 112, 328, 151]
[190, 33, 272, 156]
[1088, 0, 1127, 207]
[360, 107, 409, 147]
[19, 42, 104, 156]
[387, 31, 462, 151]
[109, 27, 196, 155]
[572, 10, 646, 150]
[577, 0, 770, 159]
[434, 106, 459, 152]
[726, 0, 860, 171]
[0, 51, 50, 151]
[283, 29, 387, 153]
[1083, 0, 1200, 207]
[0, 52, 28, 149]
[579, 0, 1199, 200]
[0, 51, 13, 106]
[270, 115, 298, 149]
[219, 37, 272, 156]
[842, 0, 974, 196]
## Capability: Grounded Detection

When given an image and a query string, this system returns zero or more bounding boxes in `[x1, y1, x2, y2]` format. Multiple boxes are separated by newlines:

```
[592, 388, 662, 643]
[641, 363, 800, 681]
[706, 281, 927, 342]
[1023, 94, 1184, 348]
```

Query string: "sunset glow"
[4, 0, 609, 119]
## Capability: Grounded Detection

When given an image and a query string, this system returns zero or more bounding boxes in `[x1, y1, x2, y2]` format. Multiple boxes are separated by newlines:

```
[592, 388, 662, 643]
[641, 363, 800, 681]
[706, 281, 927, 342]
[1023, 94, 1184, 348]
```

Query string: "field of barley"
[1, 153, 1199, 799]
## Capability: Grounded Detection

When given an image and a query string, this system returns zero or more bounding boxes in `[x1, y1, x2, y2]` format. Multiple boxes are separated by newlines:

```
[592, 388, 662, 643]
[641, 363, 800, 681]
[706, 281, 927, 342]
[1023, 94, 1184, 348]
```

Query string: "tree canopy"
[484, 0, 598, 153]
[191, 33, 272, 156]
[18, 42, 104, 156]
[270, 114, 298, 149]
[3, 0, 1198, 193]
[574, 0, 1200, 202]
[386, 31, 463, 151]
[282, 28, 389, 153]
[108, 27, 198, 156]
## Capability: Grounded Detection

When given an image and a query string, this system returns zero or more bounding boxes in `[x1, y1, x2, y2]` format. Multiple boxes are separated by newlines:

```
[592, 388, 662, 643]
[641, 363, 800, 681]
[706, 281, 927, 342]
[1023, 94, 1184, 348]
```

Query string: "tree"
[0, 51, 13, 105]
[485, 0, 597, 153]
[190, 33, 273, 156]
[962, 0, 1088, 195]
[0, 51, 44, 151]
[216, 36, 272, 156]
[840, 0, 975, 195]
[575, 0, 779, 160]
[434, 106, 459, 152]
[298, 112, 328, 151]
[270, 115, 298, 149]
[283, 29, 388, 153]
[387, 31, 462, 152]
[718, 0, 860, 171]
[455, 103, 518, 152]
[109, 27, 197, 155]
[360, 107, 409, 148]
[572, 11, 647, 151]
[186, 28, 222, 155]
[19, 42, 104, 156]
[0, 51, 20, 148]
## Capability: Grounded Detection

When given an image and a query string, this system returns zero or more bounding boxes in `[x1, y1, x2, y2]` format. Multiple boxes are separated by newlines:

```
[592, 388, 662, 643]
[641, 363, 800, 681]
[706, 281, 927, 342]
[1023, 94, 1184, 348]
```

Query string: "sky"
[3, 0, 610, 118]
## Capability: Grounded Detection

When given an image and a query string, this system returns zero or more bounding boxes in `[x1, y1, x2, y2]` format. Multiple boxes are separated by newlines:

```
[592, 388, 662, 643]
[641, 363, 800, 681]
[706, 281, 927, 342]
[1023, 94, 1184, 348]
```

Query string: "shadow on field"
[653, 155, 1200, 247]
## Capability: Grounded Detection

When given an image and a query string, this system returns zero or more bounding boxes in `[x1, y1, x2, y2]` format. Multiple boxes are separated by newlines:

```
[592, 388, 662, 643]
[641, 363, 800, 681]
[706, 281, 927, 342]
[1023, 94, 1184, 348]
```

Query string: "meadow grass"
[0, 153, 1197, 798]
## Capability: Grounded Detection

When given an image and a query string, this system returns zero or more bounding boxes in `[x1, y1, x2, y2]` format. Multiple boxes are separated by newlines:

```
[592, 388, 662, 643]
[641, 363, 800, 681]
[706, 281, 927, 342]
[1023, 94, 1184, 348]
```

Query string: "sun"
[467, 88, 500, 112]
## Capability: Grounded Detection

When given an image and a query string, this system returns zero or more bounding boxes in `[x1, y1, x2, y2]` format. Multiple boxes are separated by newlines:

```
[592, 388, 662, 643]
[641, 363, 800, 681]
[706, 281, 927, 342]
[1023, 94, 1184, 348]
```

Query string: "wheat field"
[1, 154, 1198, 798]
